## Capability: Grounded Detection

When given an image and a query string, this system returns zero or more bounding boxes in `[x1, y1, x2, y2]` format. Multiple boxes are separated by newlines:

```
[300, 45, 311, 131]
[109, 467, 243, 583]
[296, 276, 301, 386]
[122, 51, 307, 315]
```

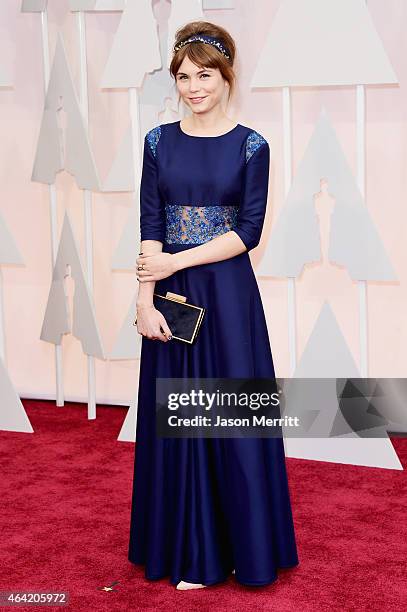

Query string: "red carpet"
[0, 400, 406, 611]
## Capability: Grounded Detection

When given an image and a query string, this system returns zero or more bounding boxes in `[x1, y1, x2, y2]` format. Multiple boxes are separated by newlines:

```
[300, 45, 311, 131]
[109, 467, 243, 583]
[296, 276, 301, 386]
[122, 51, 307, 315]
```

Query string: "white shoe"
[176, 580, 207, 590]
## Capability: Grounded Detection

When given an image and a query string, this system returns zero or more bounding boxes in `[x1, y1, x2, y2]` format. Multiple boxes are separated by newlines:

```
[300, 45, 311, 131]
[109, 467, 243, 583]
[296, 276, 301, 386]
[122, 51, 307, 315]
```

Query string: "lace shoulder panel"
[146, 125, 161, 158]
[245, 130, 267, 163]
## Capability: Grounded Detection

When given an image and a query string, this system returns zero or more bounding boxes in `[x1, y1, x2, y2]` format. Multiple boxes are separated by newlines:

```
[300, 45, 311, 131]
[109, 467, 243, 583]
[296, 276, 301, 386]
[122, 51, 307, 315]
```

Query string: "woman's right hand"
[135, 304, 173, 342]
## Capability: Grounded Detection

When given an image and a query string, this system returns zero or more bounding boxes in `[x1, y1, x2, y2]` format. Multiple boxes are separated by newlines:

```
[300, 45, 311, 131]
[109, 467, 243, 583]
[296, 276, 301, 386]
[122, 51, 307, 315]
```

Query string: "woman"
[128, 21, 299, 590]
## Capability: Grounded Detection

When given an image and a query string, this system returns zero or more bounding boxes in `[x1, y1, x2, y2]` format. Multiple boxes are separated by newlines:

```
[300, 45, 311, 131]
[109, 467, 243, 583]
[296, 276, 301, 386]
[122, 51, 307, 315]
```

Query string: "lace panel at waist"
[165, 204, 239, 244]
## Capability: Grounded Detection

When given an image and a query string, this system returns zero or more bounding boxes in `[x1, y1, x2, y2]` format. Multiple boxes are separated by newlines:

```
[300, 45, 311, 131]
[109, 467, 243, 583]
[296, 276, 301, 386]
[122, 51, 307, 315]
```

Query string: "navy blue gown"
[128, 120, 299, 586]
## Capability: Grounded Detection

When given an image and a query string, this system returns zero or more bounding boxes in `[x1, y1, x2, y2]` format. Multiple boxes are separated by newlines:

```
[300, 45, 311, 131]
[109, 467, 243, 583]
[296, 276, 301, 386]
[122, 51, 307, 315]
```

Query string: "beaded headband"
[173, 34, 231, 60]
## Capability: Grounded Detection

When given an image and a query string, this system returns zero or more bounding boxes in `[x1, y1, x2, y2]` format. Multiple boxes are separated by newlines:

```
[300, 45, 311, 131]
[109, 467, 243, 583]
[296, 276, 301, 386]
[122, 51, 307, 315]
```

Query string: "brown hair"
[169, 21, 236, 102]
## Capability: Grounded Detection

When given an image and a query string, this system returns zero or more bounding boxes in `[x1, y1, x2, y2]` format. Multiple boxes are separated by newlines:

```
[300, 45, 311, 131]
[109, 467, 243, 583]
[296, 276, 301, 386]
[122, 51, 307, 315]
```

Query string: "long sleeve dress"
[128, 119, 299, 587]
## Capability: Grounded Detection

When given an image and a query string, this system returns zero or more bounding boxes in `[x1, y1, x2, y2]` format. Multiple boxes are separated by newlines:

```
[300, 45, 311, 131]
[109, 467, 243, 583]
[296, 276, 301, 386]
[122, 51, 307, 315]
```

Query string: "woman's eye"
[177, 73, 210, 80]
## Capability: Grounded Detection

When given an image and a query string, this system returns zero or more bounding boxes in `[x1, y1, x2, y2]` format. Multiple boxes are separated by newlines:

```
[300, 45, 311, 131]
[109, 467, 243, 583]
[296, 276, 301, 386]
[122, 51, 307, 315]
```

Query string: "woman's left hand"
[136, 252, 178, 282]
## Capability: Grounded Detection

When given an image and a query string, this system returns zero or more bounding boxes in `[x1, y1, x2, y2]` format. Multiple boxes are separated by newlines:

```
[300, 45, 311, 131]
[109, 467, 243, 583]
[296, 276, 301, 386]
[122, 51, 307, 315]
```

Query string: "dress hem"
[128, 558, 300, 588]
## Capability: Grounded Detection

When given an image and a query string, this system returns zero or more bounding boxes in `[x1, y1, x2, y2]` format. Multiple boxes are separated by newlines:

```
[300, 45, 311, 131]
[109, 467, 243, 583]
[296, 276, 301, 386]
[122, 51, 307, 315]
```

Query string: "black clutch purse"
[133, 291, 206, 344]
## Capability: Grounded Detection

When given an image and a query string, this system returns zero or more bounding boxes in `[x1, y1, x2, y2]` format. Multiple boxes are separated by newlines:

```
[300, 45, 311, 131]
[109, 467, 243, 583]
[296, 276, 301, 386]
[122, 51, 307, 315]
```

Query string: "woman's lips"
[189, 96, 207, 104]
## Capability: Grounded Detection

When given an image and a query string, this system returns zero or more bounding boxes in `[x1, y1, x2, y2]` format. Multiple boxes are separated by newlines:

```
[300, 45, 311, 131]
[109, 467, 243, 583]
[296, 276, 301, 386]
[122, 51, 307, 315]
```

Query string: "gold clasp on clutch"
[166, 291, 187, 303]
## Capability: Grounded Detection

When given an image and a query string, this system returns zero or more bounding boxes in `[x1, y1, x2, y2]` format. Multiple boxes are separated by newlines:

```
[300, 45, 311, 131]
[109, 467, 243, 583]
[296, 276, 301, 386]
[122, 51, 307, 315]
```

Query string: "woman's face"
[175, 55, 228, 115]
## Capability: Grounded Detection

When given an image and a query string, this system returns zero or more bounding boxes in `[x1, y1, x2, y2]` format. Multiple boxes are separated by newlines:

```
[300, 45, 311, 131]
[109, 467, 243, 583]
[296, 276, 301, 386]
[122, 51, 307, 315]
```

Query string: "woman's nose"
[189, 78, 201, 92]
